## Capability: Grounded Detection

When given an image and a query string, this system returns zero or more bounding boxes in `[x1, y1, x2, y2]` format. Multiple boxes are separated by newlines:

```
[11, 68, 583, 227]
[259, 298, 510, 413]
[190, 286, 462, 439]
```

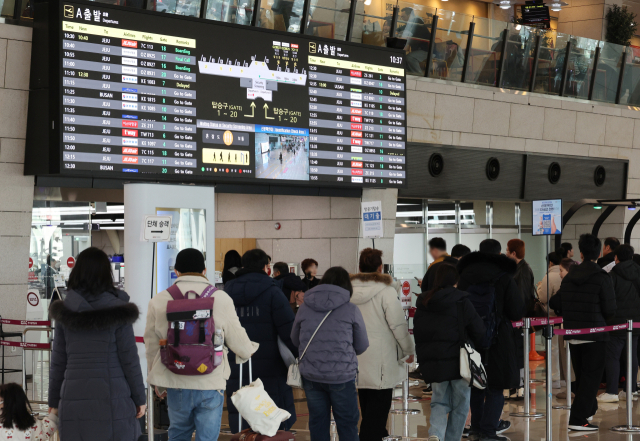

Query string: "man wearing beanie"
[144, 248, 258, 441]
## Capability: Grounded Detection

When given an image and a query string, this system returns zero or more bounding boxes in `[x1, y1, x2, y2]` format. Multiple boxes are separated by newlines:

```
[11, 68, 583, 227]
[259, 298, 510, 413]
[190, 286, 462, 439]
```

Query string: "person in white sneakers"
[0, 383, 58, 441]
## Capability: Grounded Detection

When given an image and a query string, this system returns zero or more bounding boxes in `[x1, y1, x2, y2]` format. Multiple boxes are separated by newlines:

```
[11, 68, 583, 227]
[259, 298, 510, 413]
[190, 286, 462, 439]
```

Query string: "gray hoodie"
[291, 284, 369, 384]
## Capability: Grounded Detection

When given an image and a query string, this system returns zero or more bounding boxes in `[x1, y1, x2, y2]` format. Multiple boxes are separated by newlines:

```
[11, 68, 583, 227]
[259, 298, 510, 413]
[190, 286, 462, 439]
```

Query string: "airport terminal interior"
[6, 0, 640, 437]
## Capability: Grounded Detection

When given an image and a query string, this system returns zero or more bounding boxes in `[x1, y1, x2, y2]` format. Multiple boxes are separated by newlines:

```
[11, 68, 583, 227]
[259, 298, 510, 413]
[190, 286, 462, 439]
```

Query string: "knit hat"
[175, 248, 206, 273]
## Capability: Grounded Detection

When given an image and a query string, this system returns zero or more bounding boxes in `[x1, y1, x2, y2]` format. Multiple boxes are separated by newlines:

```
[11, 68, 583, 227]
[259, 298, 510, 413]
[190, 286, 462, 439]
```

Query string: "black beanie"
[175, 248, 206, 273]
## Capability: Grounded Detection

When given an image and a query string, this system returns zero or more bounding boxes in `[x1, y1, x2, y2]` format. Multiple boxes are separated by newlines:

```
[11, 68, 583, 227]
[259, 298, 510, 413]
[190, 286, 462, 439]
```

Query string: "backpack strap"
[200, 285, 218, 298]
[456, 301, 466, 347]
[167, 284, 184, 300]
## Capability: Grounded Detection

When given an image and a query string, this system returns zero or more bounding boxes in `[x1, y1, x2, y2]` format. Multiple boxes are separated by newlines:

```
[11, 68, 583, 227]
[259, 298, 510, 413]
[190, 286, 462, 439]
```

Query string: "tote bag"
[456, 302, 488, 389]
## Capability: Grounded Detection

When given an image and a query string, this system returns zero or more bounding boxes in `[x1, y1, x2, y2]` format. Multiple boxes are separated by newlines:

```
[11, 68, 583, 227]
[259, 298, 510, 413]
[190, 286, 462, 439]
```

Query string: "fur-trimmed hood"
[350, 272, 394, 285]
[350, 272, 398, 305]
[457, 251, 517, 285]
[50, 289, 139, 331]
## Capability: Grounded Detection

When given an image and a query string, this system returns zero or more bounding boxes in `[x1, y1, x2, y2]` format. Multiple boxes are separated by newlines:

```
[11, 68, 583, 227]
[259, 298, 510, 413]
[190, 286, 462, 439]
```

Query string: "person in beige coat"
[350, 248, 415, 441]
[145, 248, 257, 441]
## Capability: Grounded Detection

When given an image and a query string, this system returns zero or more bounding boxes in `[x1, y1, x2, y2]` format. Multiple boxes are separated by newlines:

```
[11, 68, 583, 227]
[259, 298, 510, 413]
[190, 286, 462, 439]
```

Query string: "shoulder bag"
[456, 302, 488, 389]
[287, 311, 332, 389]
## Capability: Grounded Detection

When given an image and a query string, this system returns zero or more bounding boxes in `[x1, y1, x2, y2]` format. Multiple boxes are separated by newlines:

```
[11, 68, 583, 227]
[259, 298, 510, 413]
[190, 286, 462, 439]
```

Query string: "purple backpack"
[160, 284, 220, 376]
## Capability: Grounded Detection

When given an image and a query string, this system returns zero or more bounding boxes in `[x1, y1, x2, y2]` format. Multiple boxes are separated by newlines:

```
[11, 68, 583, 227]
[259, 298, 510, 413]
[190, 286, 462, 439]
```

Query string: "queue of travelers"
[3, 232, 637, 441]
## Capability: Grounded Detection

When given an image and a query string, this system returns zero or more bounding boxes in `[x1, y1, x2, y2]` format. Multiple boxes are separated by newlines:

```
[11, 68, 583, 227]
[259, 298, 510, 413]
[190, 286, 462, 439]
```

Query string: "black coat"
[598, 252, 616, 268]
[49, 290, 145, 441]
[414, 287, 485, 383]
[457, 252, 526, 389]
[512, 259, 535, 369]
[274, 272, 307, 298]
[609, 260, 640, 335]
[222, 266, 240, 285]
[421, 255, 458, 293]
[224, 269, 298, 432]
[549, 261, 616, 341]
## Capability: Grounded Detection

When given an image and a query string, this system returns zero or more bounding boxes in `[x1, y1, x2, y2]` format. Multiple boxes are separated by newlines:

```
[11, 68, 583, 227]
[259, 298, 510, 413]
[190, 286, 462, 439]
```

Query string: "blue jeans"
[429, 379, 472, 441]
[302, 377, 359, 441]
[470, 387, 504, 437]
[167, 388, 224, 441]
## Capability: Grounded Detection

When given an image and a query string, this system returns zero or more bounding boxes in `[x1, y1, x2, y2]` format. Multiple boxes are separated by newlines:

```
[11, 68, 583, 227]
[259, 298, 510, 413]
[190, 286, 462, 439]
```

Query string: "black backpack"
[466, 273, 505, 348]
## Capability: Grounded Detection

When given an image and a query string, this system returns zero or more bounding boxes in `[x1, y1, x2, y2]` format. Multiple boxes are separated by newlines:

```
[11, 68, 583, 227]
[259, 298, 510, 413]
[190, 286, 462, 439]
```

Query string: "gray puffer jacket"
[291, 284, 369, 384]
[49, 289, 145, 441]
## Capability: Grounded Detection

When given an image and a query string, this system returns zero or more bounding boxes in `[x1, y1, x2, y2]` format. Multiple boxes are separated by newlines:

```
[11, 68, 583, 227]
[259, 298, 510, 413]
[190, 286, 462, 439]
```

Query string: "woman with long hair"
[222, 249, 242, 285]
[0, 383, 58, 441]
[49, 247, 146, 441]
[413, 264, 485, 441]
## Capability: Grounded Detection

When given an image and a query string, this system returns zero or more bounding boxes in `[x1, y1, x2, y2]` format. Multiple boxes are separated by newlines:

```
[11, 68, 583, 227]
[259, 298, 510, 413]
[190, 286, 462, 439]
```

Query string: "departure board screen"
[56, 2, 407, 188]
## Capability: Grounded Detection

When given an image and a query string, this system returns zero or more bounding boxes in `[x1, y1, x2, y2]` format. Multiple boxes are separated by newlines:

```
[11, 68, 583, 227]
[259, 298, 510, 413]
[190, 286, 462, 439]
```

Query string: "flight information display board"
[55, 2, 407, 188]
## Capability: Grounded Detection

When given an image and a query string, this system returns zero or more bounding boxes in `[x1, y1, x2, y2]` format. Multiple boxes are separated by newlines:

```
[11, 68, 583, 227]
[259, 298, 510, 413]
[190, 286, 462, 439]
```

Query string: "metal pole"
[558, 41, 572, 97]
[460, 21, 475, 83]
[587, 46, 601, 101]
[424, 14, 439, 78]
[615, 48, 628, 105]
[553, 340, 571, 409]
[299, 0, 313, 34]
[250, 0, 262, 26]
[529, 35, 542, 93]
[389, 6, 399, 39]
[495, 28, 509, 88]
[345, 0, 358, 42]
[511, 318, 544, 418]
[391, 364, 421, 415]
[611, 320, 640, 432]
[546, 324, 553, 441]
[147, 385, 154, 441]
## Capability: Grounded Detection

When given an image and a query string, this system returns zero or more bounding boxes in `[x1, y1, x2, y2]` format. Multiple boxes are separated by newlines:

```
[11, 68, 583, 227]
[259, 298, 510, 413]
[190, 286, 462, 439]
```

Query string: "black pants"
[358, 388, 393, 441]
[606, 334, 639, 394]
[570, 341, 606, 425]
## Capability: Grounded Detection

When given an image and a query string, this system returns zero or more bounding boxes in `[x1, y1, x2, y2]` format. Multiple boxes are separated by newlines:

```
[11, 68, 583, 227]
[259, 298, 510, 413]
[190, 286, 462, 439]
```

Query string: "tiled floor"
[218, 361, 640, 441]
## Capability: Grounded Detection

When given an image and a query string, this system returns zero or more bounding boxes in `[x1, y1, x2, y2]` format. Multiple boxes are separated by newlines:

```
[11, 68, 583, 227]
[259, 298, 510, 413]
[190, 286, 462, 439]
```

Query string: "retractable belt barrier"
[1, 319, 51, 326]
[0, 340, 50, 350]
[512, 317, 563, 328]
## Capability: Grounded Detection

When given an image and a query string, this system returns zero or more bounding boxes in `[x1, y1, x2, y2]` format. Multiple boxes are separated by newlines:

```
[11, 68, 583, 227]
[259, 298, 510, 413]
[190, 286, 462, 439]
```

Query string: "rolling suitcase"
[233, 358, 295, 441]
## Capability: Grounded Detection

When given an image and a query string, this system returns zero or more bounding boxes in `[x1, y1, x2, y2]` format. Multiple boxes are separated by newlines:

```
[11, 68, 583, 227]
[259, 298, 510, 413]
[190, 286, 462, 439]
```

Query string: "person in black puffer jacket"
[414, 263, 485, 441]
[457, 239, 525, 441]
[48, 247, 146, 441]
[603, 244, 640, 399]
[224, 249, 299, 433]
[549, 234, 616, 431]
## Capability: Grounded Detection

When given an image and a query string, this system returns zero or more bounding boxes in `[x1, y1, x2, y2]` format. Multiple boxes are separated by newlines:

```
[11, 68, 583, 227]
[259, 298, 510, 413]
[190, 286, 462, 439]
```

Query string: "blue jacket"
[224, 269, 298, 432]
[291, 284, 369, 384]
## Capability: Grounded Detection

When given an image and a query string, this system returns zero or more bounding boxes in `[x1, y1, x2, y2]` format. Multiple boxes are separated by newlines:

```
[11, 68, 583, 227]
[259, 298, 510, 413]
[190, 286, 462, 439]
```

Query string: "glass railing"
[6, 0, 638, 108]
[465, 16, 507, 85]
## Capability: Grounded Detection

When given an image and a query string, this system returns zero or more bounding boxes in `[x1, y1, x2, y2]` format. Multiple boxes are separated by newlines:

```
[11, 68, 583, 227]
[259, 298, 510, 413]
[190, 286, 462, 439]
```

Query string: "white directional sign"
[142, 216, 172, 242]
[362, 201, 383, 239]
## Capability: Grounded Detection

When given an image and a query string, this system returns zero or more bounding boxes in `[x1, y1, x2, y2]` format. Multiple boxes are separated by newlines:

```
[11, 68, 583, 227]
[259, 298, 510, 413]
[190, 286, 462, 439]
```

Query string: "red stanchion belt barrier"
[0, 340, 50, 350]
[512, 317, 564, 328]
[633, 323, 640, 329]
[0, 319, 50, 326]
[555, 323, 628, 335]
[135, 336, 145, 343]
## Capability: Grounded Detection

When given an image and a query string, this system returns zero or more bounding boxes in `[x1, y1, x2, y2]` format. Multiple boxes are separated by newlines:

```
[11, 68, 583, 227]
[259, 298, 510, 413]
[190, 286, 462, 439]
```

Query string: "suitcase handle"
[238, 357, 252, 432]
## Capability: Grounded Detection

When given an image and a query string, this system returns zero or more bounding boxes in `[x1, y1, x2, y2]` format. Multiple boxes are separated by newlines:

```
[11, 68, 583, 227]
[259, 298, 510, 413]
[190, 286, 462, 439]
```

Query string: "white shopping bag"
[231, 359, 291, 437]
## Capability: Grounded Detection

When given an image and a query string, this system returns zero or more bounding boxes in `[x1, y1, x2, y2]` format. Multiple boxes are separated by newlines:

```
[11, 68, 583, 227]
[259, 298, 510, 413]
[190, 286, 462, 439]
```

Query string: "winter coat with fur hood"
[49, 289, 145, 441]
[350, 272, 415, 389]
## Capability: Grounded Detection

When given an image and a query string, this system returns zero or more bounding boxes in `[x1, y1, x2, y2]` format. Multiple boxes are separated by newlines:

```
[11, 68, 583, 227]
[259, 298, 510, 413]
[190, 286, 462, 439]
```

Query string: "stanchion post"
[545, 324, 553, 441]
[147, 384, 154, 441]
[391, 364, 421, 416]
[511, 318, 544, 418]
[611, 320, 640, 432]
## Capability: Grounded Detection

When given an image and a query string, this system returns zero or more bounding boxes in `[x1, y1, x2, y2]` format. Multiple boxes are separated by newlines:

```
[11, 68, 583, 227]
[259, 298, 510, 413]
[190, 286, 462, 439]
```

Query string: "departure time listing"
[58, 2, 407, 188]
